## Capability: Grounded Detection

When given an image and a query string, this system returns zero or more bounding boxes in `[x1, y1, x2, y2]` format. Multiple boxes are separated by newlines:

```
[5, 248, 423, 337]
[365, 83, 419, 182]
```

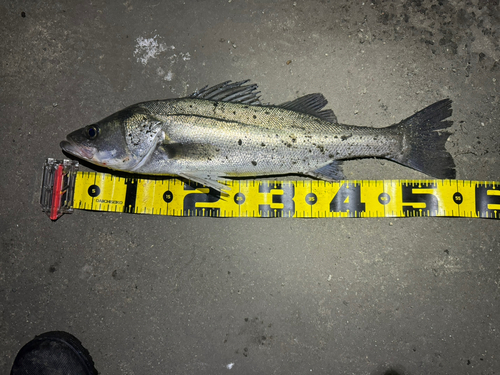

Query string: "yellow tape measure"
[40, 159, 500, 220]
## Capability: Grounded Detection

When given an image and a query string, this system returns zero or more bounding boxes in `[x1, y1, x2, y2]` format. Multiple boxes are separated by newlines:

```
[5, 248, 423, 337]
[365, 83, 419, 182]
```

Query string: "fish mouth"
[60, 140, 95, 160]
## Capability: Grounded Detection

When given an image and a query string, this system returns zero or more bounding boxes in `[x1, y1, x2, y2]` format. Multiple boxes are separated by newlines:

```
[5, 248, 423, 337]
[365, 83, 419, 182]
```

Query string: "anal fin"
[305, 161, 344, 181]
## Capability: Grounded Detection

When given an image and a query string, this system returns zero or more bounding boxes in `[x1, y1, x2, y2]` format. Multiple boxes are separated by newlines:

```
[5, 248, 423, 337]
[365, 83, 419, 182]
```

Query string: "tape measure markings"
[68, 170, 500, 219]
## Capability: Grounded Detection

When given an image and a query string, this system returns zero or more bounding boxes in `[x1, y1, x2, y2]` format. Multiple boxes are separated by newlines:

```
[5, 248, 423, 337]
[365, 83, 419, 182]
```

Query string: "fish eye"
[86, 125, 99, 140]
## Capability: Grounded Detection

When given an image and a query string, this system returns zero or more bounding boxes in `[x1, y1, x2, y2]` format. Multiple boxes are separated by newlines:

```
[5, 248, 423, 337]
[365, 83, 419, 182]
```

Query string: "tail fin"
[392, 99, 456, 179]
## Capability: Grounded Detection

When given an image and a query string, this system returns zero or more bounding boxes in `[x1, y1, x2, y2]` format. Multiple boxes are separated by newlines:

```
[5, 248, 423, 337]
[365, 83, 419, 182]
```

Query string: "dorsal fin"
[279, 93, 338, 123]
[189, 80, 261, 105]
[189, 81, 338, 123]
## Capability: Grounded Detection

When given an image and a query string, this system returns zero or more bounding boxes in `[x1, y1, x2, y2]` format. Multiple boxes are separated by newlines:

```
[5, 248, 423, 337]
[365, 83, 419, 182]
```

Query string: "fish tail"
[391, 99, 456, 179]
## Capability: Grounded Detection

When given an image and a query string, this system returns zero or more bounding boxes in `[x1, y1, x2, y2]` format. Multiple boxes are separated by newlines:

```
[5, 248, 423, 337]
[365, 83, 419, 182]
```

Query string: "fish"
[60, 80, 456, 192]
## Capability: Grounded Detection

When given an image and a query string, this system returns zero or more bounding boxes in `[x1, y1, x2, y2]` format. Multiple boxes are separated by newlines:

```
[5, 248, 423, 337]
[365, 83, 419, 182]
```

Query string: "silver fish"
[60, 80, 455, 191]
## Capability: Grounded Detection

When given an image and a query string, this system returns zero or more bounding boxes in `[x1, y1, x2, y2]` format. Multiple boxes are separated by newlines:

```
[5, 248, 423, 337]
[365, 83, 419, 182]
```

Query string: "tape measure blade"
[63, 168, 500, 220]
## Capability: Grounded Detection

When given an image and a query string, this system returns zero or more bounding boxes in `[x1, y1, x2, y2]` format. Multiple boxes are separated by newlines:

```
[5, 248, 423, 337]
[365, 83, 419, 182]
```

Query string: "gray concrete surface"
[1, 0, 500, 374]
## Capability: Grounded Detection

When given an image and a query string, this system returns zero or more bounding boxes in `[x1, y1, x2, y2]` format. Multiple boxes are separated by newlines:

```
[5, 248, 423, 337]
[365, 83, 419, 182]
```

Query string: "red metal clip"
[40, 159, 79, 220]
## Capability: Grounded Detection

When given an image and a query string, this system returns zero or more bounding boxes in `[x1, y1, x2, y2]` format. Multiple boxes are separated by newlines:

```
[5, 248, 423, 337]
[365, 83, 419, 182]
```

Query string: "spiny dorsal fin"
[279, 93, 338, 123]
[189, 80, 261, 105]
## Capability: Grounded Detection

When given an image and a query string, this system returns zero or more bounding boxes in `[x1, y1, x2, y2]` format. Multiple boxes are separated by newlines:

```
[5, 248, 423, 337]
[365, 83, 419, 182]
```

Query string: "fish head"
[60, 105, 165, 171]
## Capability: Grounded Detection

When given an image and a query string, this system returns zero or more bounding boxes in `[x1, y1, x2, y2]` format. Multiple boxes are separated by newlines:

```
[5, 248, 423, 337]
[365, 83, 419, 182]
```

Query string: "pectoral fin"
[178, 172, 231, 194]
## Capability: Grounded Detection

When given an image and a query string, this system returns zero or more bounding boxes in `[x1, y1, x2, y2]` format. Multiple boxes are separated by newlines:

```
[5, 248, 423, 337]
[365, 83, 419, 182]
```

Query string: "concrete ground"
[1, 0, 500, 374]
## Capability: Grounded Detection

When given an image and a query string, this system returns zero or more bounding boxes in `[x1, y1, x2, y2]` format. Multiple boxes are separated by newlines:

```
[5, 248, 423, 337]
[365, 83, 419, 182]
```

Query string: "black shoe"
[11, 331, 98, 375]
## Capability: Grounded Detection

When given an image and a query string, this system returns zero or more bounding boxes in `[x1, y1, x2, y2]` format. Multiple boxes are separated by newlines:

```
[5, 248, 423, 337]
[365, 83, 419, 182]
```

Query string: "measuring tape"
[40, 159, 500, 220]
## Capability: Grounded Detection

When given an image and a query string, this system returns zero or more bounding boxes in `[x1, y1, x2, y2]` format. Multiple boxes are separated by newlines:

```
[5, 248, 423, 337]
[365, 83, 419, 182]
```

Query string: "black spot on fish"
[334, 135, 338, 139]
[253, 115, 257, 119]
[341, 134, 353, 141]
[233, 111, 236, 115]
[317, 145, 325, 153]
[285, 142, 292, 148]
[215, 148, 220, 152]
[251, 161, 257, 166]
[261, 143, 266, 147]
[265, 111, 270, 115]
[238, 139, 242, 146]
